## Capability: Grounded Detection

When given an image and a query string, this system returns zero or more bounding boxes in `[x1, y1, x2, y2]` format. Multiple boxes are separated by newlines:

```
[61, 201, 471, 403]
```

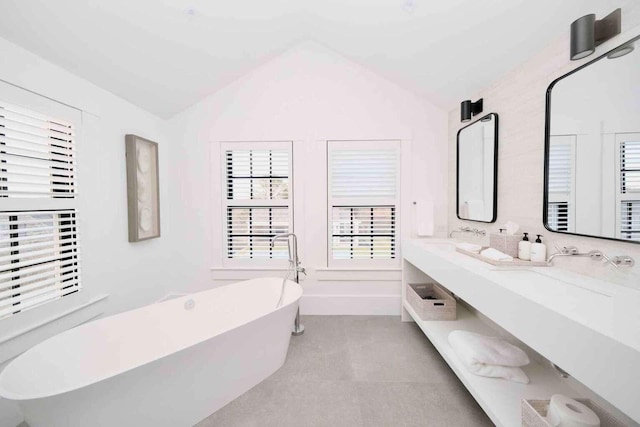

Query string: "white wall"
[0, 36, 177, 315]
[167, 41, 448, 314]
[448, 1, 640, 289]
[0, 35, 179, 426]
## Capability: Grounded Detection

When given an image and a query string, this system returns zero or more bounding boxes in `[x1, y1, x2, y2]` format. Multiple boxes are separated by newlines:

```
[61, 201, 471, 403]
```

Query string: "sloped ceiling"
[0, 0, 624, 118]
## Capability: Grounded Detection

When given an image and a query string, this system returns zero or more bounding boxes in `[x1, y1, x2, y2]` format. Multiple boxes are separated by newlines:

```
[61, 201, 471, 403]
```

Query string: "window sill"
[315, 268, 401, 282]
[210, 267, 402, 282]
[0, 294, 108, 363]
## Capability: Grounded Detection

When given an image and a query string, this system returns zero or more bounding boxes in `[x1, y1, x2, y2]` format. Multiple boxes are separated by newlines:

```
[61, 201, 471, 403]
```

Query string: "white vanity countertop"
[404, 238, 640, 352]
[402, 238, 640, 423]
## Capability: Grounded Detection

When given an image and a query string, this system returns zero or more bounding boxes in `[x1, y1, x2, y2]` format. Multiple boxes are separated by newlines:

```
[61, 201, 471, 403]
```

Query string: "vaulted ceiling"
[0, 0, 622, 118]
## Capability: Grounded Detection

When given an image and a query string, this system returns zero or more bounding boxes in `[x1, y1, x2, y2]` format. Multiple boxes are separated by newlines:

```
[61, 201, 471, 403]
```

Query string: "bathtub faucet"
[271, 233, 305, 336]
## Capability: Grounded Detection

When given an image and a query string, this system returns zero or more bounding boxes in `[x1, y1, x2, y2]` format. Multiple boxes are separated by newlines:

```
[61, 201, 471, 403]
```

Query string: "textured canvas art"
[125, 135, 160, 241]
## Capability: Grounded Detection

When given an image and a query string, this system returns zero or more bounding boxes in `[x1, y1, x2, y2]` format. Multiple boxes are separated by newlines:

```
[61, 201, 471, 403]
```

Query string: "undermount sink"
[414, 239, 457, 252]
[493, 269, 614, 298]
[532, 268, 615, 297]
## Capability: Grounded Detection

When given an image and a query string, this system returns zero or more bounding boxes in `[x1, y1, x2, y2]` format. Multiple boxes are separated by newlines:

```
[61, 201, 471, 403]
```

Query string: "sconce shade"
[607, 43, 634, 59]
[460, 99, 483, 122]
[461, 100, 472, 122]
[571, 14, 596, 60]
[570, 9, 621, 61]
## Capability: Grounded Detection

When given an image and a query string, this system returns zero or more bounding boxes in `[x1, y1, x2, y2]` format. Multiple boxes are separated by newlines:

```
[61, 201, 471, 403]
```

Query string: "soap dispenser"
[518, 233, 531, 261]
[530, 234, 546, 263]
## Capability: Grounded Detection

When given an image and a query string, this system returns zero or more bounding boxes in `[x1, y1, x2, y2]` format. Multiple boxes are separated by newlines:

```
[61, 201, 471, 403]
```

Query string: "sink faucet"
[449, 227, 486, 238]
[546, 245, 580, 264]
[547, 245, 635, 268]
[271, 233, 305, 336]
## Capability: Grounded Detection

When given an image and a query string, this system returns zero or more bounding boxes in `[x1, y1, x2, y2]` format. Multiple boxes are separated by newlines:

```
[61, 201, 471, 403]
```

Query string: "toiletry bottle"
[518, 232, 531, 261]
[530, 234, 546, 262]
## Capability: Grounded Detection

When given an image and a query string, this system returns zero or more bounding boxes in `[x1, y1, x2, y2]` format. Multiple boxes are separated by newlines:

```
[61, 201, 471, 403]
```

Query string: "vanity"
[401, 239, 640, 427]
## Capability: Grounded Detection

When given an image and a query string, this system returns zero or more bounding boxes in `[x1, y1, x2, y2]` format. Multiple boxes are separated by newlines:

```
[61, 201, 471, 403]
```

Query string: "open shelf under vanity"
[401, 239, 640, 427]
[402, 301, 576, 427]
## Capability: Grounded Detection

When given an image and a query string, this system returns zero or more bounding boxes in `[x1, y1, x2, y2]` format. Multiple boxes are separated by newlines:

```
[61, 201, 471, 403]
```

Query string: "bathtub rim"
[0, 277, 302, 401]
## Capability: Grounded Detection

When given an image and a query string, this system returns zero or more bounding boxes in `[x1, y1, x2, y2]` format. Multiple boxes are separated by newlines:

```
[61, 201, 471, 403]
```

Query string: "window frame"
[547, 135, 576, 233]
[326, 140, 401, 269]
[0, 95, 82, 319]
[615, 134, 640, 241]
[220, 141, 293, 268]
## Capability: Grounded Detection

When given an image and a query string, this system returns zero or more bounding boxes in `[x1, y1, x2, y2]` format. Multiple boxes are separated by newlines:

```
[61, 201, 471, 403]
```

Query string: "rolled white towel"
[456, 242, 483, 253]
[448, 330, 530, 367]
[480, 247, 513, 262]
[463, 363, 530, 384]
[448, 330, 531, 384]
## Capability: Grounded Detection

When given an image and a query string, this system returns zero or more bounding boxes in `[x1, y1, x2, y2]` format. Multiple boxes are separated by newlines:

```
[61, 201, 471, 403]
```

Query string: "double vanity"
[401, 238, 640, 427]
[442, 24, 640, 426]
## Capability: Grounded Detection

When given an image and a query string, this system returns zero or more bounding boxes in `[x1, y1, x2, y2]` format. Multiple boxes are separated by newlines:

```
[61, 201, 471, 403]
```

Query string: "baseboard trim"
[300, 294, 401, 315]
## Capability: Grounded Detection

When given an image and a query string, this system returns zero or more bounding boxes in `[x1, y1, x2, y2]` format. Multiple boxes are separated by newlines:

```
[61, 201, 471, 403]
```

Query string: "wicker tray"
[406, 282, 456, 321]
[522, 398, 626, 427]
[456, 247, 549, 267]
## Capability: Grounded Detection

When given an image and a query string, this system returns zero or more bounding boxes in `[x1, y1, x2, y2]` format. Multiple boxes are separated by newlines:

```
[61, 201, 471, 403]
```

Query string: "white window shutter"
[619, 141, 640, 241]
[0, 101, 76, 198]
[547, 202, 569, 232]
[331, 206, 396, 260]
[0, 98, 81, 319]
[226, 149, 289, 200]
[548, 142, 572, 195]
[620, 201, 640, 241]
[222, 143, 293, 261]
[226, 207, 290, 259]
[330, 149, 398, 199]
[620, 141, 640, 194]
[328, 141, 400, 265]
[547, 137, 575, 232]
[0, 210, 80, 318]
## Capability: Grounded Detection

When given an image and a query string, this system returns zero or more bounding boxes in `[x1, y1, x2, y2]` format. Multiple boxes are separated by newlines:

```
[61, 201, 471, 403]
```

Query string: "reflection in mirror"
[545, 35, 640, 243]
[457, 113, 498, 223]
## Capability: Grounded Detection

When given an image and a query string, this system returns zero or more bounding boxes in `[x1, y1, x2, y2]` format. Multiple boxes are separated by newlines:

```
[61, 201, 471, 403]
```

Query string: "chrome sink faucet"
[271, 233, 305, 336]
[449, 226, 486, 238]
[547, 245, 635, 268]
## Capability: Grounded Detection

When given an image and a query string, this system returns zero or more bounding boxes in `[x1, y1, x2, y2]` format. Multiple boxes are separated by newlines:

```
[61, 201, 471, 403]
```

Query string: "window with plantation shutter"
[617, 139, 640, 241]
[547, 136, 575, 232]
[0, 101, 76, 198]
[547, 202, 569, 232]
[222, 142, 292, 262]
[0, 99, 80, 319]
[620, 201, 640, 241]
[328, 140, 400, 266]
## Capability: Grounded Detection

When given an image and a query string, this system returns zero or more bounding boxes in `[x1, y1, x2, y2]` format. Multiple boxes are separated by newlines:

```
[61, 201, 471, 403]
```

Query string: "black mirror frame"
[543, 34, 640, 245]
[456, 112, 499, 223]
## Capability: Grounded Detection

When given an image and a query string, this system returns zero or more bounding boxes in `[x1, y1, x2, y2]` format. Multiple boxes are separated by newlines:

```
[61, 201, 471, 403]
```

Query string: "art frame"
[125, 134, 160, 242]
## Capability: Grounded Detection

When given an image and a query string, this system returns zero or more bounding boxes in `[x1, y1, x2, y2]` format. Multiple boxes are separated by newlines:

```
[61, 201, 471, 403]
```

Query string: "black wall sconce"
[570, 8, 621, 60]
[460, 99, 483, 123]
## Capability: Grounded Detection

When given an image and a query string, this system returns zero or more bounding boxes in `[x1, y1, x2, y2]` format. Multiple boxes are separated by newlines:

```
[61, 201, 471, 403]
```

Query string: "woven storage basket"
[521, 398, 627, 427]
[406, 283, 456, 321]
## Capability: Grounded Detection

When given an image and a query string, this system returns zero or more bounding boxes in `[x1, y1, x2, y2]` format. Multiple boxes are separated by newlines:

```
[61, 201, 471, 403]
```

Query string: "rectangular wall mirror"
[545, 35, 640, 243]
[457, 113, 499, 223]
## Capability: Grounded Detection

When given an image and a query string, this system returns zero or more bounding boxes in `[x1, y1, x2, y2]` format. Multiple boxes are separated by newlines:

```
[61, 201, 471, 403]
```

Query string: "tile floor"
[196, 315, 492, 427]
[18, 316, 492, 427]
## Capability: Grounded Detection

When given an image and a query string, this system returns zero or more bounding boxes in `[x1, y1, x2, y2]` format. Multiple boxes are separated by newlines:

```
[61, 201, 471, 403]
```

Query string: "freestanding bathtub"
[0, 277, 302, 427]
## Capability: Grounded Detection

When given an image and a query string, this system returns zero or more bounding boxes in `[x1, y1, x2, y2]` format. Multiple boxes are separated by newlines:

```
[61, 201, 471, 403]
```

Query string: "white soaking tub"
[0, 277, 302, 427]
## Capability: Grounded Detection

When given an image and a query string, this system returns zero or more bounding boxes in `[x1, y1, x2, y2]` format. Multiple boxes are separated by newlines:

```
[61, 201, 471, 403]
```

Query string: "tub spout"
[271, 233, 305, 336]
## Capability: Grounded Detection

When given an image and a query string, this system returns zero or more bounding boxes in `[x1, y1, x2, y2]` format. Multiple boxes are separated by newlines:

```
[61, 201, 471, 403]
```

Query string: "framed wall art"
[125, 134, 160, 242]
